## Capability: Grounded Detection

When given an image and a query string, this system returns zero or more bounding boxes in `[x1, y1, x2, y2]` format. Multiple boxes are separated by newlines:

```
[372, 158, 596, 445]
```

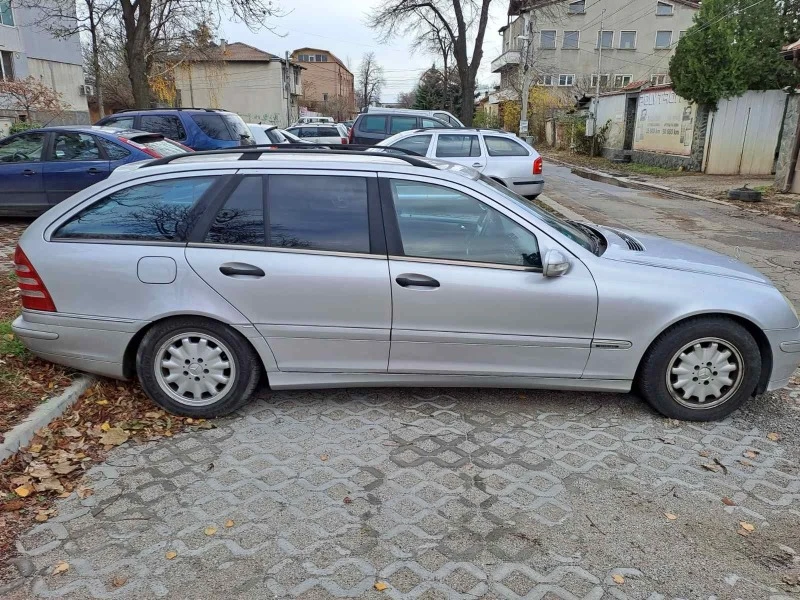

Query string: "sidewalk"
[541, 150, 800, 223]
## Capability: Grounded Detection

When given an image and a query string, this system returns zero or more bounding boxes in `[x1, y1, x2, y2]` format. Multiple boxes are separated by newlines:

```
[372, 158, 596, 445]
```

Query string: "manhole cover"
[767, 255, 800, 271]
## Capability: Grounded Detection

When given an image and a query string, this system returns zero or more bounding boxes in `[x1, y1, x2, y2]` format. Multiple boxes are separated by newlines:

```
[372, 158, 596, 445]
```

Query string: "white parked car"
[292, 116, 334, 125]
[377, 128, 543, 198]
[285, 124, 348, 145]
[247, 123, 290, 145]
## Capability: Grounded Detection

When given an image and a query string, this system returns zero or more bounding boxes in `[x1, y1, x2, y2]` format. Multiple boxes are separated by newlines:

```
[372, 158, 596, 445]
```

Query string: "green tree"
[411, 66, 462, 114]
[670, 0, 799, 107]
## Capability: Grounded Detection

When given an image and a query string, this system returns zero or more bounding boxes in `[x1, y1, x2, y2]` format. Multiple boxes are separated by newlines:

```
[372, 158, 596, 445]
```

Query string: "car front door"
[0, 132, 48, 214]
[43, 131, 111, 205]
[432, 132, 487, 171]
[185, 170, 392, 373]
[381, 175, 597, 377]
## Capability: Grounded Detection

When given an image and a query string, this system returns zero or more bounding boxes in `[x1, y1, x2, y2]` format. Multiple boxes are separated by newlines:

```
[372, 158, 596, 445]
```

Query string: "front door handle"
[87, 167, 102, 174]
[22, 168, 35, 176]
[472, 162, 482, 167]
[395, 273, 440, 288]
[219, 262, 265, 278]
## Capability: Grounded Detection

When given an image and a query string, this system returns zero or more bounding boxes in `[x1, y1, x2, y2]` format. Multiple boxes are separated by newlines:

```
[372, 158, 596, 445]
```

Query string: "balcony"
[491, 50, 521, 73]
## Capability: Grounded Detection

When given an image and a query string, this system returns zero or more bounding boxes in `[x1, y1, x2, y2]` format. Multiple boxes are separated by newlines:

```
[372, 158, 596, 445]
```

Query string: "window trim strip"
[187, 242, 385, 260]
[390, 254, 542, 273]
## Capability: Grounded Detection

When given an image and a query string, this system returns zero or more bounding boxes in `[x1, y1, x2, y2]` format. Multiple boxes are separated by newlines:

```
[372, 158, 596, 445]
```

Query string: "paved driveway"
[9, 172, 800, 599]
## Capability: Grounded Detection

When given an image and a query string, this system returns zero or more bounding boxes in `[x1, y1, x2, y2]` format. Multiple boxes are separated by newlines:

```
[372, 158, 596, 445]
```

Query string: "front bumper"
[765, 325, 800, 391]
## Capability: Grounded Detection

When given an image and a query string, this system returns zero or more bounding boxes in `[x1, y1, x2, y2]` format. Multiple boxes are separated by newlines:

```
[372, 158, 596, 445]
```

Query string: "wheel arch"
[633, 312, 773, 394]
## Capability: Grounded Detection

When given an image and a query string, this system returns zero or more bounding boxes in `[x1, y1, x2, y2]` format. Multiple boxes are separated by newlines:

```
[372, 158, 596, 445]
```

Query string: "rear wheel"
[638, 317, 761, 421]
[136, 317, 261, 418]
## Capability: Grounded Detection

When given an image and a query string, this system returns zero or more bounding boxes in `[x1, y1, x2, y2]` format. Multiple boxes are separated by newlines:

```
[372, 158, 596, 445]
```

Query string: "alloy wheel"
[665, 337, 743, 409]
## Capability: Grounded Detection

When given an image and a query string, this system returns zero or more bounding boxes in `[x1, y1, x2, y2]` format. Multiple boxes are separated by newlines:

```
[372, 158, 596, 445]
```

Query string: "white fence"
[703, 90, 787, 175]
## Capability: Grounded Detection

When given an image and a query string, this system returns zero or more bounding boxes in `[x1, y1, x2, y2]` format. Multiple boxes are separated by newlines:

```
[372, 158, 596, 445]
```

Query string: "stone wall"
[775, 94, 800, 191]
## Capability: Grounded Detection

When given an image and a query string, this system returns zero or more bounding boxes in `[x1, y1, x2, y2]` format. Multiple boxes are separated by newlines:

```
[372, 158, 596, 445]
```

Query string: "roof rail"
[143, 144, 435, 169]
[409, 127, 507, 134]
[117, 107, 224, 113]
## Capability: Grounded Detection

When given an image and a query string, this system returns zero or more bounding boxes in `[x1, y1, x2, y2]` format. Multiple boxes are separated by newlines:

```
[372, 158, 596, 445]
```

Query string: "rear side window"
[140, 115, 186, 141]
[390, 116, 417, 134]
[191, 114, 235, 141]
[436, 134, 481, 158]
[96, 138, 131, 160]
[53, 177, 215, 241]
[389, 134, 431, 156]
[361, 115, 386, 133]
[267, 175, 370, 253]
[206, 176, 265, 246]
[484, 136, 529, 157]
[421, 118, 442, 128]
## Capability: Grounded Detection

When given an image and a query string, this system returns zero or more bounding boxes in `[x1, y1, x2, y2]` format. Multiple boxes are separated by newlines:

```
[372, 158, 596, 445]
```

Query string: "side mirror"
[542, 249, 570, 277]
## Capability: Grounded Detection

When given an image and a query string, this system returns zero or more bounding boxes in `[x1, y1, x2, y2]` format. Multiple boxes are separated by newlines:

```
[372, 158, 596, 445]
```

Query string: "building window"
[656, 1, 674, 15]
[619, 31, 636, 49]
[294, 69, 299, 85]
[298, 54, 308, 62]
[650, 74, 668, 85]
[540, 30, 556, 49]
[591, 74, 609, 88]
[558, 74, 575, 86]
[613, 74, 632, 88]
[0, 0, 14, 26]
[0, 50, 13, 81]
[655, 30, 673, 48]
[597, 30, 613, 49]
[679, 30, 687, 39]
[563, 31, 579, 49]
[322, 93, 328, 102]
[540, 74, 554, 86]
[315, 54, 327, 62]
[568, 0, 585, 13]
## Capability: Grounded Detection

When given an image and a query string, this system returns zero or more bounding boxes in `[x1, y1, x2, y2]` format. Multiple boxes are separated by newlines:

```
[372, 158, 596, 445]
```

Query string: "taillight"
[341, 137, 348, 144]
[533, 156, 543, 175]
[120, 137, 160, 158]
[14, 246, 56, 312]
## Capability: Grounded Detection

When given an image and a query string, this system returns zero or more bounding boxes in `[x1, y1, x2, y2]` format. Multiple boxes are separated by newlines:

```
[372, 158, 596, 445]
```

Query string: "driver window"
[389, 179, 541, 268]
[0, 132, 46, 163]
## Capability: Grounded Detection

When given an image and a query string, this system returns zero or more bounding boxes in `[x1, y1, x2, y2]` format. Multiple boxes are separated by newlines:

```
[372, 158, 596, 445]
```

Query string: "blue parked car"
[95, 108, 255, 151]
[0, 126, 189, 216]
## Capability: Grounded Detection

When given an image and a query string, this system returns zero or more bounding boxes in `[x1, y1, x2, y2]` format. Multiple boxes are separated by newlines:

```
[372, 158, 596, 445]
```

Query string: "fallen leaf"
[224, 519, 234, 528]
[96, 399, 109, 405]
[165, 551, 177, 560]
[186, 418, 194, 424]
[767, 432, 781, 442]
[738, 459, 753, 467]
[77, 487, 94, 499]
[14, 484, 34, 498]
[110, 575, 128, 588]
[100, 422, 111, 432]
[343, 496, 353, 504]
[10, 475, 31, 486]
[62, 427, 82, 438]
[52, 561, 69, 575]
[374, 581, 388, 591]
[743, 449, 758, 459]
[204, 526, 217, 536]
[739, 521, 755, 532]
[701, 463, 720, 472]
[612, 574, 625, 584]
[320, 454, 329, 461]
[28, 464, 54, 479]
[36, 478, 65, 493]
[722, 497, 736, 506]
[737, 528, 751, 537]
[35, 511, 50, 522]
[0, 500, 25, 512]
[664, 512, 677, 520]
[99, 427, 129, 446]
[29, 444, 43, 453]
[53, 463, 79, 475]
[144, 411, 162, 418]
[698, 450, 711, 457]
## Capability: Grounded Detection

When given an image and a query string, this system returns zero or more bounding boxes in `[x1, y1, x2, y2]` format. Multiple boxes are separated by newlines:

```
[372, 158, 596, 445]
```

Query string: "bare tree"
[368, 0, 493, 125]
[356, 52, 385, 108]
[0, 77, 69, 123]
[412, 10, 455, 112]
[397, 90, 417, 108]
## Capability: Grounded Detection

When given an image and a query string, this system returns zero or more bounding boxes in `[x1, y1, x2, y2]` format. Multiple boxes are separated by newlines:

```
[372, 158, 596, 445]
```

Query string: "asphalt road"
[8, 169, 800, 599]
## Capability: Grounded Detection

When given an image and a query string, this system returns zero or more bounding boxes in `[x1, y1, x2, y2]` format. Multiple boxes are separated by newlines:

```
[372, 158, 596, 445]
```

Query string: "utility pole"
[518, 11, 534, 142]
[591, 9, 606, 157]
[285, 50, 292, 127]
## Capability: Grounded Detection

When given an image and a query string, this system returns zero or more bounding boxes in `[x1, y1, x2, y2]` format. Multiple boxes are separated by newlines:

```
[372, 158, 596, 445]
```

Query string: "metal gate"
[703, 90, 787, 175]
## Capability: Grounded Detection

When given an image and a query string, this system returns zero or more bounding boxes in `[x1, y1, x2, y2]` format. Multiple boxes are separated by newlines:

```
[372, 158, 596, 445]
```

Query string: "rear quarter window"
[484, 136, 529, 157]
[191, 114, 235, 141]
[360, 115, 387, 133]
[53, 177, 216, 241]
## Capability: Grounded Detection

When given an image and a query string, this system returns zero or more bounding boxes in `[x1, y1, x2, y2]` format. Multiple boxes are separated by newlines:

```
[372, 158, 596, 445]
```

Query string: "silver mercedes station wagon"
[12, 147, 800, 421]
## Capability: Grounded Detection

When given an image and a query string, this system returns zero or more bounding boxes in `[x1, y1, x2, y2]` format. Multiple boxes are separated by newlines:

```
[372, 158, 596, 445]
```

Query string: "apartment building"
[291, 47, 355, 120]
[0, 0, 89, 132]
[492, 0, 699, 93]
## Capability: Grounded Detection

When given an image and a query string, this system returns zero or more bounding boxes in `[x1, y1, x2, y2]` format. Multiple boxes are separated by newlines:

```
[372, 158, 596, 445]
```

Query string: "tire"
[727, 188, 762, 202]
[637, 316, 761, 421]
[136, 317, 261, 418]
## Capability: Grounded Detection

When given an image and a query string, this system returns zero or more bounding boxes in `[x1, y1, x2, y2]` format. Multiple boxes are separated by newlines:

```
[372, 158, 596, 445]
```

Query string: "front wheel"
[637, 317, 761, 421]
[136, 317, 261, 418]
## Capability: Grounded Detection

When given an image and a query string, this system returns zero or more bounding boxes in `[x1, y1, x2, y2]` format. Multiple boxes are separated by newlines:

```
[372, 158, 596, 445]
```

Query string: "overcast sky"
[219, 0, 509, 102]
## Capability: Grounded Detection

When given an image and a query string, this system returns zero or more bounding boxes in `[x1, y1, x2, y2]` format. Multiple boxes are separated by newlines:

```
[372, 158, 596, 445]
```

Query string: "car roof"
[288, 123, 339, 128]
[112, 107, 234, 114]
[15, 125, 161, 138]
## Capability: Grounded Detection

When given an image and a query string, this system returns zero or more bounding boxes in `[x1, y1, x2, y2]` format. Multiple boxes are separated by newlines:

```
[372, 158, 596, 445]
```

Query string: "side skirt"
[267, 372, 632, 393]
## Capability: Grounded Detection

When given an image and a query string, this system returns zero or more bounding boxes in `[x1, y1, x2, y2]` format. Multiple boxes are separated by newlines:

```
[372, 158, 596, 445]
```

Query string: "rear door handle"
[219, 262, 265, 278]
[22, 168, 35, 176]
[87, 167, 102, 174]
[395, 273, 440, 288]
[472, 162, 482, 167]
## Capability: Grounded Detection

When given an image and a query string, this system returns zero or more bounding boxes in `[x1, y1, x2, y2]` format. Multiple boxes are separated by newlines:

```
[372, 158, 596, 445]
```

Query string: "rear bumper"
[12, 312, 135, 379]
[765, 325, 800, 391]
[510, 179, 544, 197]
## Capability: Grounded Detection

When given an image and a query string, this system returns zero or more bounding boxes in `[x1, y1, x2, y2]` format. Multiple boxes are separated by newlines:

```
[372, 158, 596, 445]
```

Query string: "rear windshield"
[191, 113, 252, 141]
[141, 138, 187, 156]
[315, 127, 341, 137]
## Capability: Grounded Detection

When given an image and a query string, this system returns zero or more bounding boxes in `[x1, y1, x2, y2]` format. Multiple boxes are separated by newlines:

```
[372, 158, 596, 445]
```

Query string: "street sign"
[519, 120, 528, 135]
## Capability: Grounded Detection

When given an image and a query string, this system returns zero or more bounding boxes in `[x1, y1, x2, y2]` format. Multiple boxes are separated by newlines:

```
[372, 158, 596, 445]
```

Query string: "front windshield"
[476, 175, 597, 253]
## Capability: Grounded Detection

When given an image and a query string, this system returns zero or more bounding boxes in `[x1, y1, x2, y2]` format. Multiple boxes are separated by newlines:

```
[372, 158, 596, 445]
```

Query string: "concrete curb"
[538, 193, 585, 221]
[0, 375, 94, 463]
[544, 156, 795, 223]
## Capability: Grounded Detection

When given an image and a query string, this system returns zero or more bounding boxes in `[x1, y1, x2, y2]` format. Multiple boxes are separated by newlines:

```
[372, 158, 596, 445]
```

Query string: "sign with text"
[633, 89, 696, 156]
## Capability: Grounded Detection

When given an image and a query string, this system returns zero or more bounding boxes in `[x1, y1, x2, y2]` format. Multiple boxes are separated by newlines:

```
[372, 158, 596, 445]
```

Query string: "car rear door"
[380, 174, 597, 377]
[43, 131, 111, 205]
[353, 115, 387, 145]
[185, 169, 392, 373]
[433, 132, 487, 171]
[0, 132, 47, 214]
